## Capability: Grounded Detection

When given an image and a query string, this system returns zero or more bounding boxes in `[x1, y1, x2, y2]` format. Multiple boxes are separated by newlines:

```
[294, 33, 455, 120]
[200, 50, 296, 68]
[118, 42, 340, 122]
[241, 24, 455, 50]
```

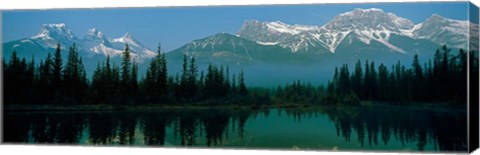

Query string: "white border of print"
[0, 0, 478, 155]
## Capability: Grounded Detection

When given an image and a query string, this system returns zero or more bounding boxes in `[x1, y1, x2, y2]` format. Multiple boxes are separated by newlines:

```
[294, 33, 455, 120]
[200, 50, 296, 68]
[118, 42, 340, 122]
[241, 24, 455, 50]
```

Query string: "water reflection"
[282, 105, 467, 151]
[3, 105, 467, 152]
[142, 112, 169, 146]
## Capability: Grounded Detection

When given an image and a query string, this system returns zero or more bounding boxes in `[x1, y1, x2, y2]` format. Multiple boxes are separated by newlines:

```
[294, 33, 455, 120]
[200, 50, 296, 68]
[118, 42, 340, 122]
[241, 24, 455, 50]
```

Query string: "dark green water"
[3, 104, 467, 152]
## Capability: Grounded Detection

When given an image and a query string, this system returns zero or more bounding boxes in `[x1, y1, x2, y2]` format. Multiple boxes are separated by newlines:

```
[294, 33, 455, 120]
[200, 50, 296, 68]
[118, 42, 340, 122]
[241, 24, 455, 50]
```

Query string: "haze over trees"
[318, 45, 474, 105]
[2, 43, 475, 106]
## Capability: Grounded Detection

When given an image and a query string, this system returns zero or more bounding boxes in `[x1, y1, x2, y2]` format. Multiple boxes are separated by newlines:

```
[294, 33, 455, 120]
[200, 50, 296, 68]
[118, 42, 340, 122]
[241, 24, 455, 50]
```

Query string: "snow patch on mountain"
[237, 8, 472, 54]
[111, 32, 144, 47]
[10, 24, 157, 63]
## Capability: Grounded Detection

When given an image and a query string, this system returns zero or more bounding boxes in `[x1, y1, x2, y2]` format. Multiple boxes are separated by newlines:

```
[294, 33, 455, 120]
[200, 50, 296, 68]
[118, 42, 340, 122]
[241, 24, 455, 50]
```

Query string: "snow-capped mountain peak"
[238, 8, 470, 54]
[28, 23, 79, 49]
[238, 8, 415, 54]
[426, 14, 446, 21]
[32, 23, 76, 40]
[325, 8, 414, 31]
[266, 20, 318, 35]
[111, 32, 143, 47]
[122, 32, 133, 39]
[85, 28, 105, 40]
[238, 19, 325, 53]
[412, 13, 469, 49]
[338, 8, 384, 16]
[7, 23, 156, 63]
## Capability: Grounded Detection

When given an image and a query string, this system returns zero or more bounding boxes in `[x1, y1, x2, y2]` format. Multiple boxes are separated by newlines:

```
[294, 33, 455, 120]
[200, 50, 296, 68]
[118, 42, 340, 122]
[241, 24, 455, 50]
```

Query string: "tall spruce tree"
[130, 62, 139, 101]
[38, 53, 54, 104]
[352, 60, 363, 98]
[53, 43, 63, 90]
[121, 44, 131, 93]
[377, 63, 388, 101]
[411, 54, 424, 101]
[63, 43, 87, 104]
[179, 53, 189, 100]
[238, 70, 247, 95]
[187, 55, 197, 99]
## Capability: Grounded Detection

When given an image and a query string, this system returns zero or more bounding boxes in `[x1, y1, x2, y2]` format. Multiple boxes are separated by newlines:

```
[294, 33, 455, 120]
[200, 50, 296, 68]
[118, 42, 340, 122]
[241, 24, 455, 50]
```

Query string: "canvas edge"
[468, 1, 480, 153]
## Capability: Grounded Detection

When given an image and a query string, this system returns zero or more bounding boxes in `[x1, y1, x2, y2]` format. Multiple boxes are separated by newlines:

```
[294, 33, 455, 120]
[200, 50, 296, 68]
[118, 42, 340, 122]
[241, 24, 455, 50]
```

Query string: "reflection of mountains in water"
[3, 105, 467, 152]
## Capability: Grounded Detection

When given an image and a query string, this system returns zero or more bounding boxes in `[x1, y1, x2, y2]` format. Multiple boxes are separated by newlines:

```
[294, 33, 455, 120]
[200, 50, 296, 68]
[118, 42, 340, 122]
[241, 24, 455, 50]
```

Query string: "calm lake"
[3, 104, 467, 152]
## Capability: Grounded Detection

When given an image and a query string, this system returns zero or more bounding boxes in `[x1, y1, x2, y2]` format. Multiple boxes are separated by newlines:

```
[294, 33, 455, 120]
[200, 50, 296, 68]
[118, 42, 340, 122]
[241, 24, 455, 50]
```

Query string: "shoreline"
[3, 103, 315, 112]
[3, 102, 467, 112]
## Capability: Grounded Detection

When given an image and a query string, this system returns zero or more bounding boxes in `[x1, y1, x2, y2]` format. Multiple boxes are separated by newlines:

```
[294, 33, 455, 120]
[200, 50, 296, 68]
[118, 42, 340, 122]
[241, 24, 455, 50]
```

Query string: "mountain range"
[2, 8, 477, 85]
[237, 8, 472, 55]
[3, 23, 156, 63]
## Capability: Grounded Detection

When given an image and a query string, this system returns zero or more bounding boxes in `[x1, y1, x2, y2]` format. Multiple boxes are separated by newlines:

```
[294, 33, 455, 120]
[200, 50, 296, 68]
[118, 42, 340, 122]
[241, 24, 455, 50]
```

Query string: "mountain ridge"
[237, 8, 472, 54]
[3, 24, 156, 63]
[3, 8, 473, 66]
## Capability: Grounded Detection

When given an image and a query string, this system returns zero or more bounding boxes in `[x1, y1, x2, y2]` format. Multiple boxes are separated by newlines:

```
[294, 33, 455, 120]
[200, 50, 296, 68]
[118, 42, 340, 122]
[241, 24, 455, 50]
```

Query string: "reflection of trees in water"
[430, 111, 467, 151]
[53, 113, 86, 143]
[233, 110, 250, 140]
[282, 108, 326, 123]
[4, 110, 252, 147]
[201, 110, 230, 146]
[323, 106, 466, 151]
[29, 114, 57, 142]
[87, 112, 119, 144]
[3, 114, 34, 143]
[138, 109, 251, 147]
[89, 112, 139, 145]
[33, 114, 83, 143]
[3, 113, 85, 144]
[3, 106, 466, 151]
[141, 112, 172, 146]
[175, 111, 198, 146]
[117, 113, 137, 145]
[170, 109, 252, 147]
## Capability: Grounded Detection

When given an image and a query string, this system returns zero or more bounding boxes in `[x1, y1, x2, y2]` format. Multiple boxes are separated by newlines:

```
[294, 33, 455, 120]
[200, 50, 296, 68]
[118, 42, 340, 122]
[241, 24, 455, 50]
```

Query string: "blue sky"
[2, 2, 470, 51]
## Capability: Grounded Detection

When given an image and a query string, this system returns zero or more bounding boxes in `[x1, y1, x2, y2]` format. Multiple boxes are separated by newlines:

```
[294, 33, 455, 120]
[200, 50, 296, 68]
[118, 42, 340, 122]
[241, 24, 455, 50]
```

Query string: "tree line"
[320, 45, 479, 104]
[3, 43, 252, 105]
[3, 43, 476, 106]
[4, 43, 88, 105]
[272, 45, 476, 105]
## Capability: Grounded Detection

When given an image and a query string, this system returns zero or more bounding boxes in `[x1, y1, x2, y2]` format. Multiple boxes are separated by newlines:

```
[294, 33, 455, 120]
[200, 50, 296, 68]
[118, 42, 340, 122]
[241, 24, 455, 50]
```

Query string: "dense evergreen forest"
[3, 43, 477, 107]
[322, 45, 478, 105]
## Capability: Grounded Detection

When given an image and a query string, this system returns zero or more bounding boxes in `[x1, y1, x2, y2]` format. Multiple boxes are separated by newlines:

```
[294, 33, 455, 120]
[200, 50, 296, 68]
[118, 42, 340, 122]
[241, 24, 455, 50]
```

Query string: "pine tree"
[352, 60, 363, 98]
[121, 44, 131, 96]
[337, 64, 350, 96]
[179, 53, 189, 100]
[90, 63, 104, 103]
[144, 46, 170, 103]
[411, 54, 424, 101]
[38, 53, 54, 103]
[441, 45, 451, 73]
[145, 48, 159, 102]
[238, 70, 247, 95]
[198, 70, 205, 100]
[111, 64, 121, 103]
[231, 74, 236, 93]
[369, 61, 377, 100]
[104, 56, 115, 103]
[52, 43, 63, 90]
[78, 57, 88, 102]
[225, 66, 230, 93]
[63, 44, 87, 104]
[130, 62, 139, 101]
[158, 52, 168, 97]
[377, 63, 388, 101]
[187, 55, 197, 99]
[433, 49, 442, 75]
